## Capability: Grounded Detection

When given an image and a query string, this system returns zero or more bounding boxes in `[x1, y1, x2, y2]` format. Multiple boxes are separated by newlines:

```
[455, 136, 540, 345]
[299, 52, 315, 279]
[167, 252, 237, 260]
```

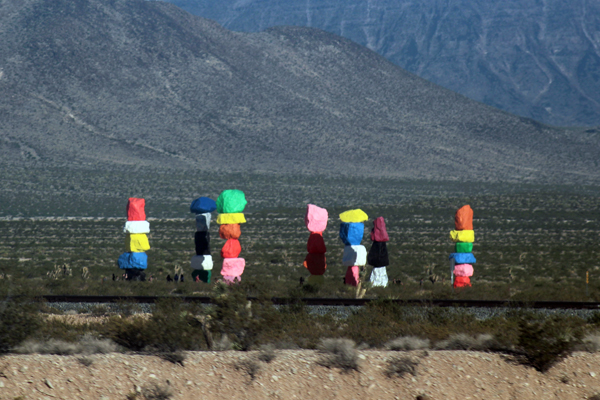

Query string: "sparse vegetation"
[516, 316, 584, 372]
[385, 356, 419, 378]
[15, 334, 119, 355]
[434, 333, 498, 351]
[78, 356, 94, 367]
[257, 344, 277, 363]
[318, 338, 359, 372]
[235, 358, 261, 381]
[1, 174, 600, 378]
[580, 334, 600, 352]
[1, 179, 599, 302]
[386, 336, 430, 351]
[157, 351, 186, 366]
[0, 299, 42, 354]
[141, 382, 173, 400]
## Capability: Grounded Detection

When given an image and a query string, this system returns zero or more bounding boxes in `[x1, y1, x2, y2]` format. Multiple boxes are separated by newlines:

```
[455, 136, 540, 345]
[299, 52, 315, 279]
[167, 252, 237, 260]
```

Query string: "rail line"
[27, 295, 600, 310]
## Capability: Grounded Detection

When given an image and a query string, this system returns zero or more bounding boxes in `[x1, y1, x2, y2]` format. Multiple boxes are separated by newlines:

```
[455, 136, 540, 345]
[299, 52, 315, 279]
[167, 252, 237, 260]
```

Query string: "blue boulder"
[339, 222, 364, 246]
[190, 197, 217, 214]
[449, 253, 476, 264]
[118, 252, 148, 270]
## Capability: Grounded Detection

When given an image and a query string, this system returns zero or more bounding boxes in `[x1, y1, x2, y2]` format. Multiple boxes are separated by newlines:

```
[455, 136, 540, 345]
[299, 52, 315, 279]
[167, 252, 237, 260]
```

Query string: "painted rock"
[305, 204, 328, 233]
[191, 255, 213, 270]
[342, 245, 367, 267]
[370, 217, 389, 242]
[307, 232, 327, 254]
[221, 239, 242, 258]
[221, 258, 246, 276]
[216, 190, 247, 214]
[455, 205, 473, 230]
[127, 198, 146, 221]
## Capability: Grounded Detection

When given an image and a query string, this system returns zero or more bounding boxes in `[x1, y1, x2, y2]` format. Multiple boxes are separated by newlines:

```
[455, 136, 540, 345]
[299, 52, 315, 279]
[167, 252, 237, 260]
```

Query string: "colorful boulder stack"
[367, 216, 390, 287]
[216, 190, 247, 284]
[190, 196, 217, 283]
[118, 198, 150, 280]
[303, 204, 328, 285]
[340, 209, 369, 286]
[449, 205, 475, 288]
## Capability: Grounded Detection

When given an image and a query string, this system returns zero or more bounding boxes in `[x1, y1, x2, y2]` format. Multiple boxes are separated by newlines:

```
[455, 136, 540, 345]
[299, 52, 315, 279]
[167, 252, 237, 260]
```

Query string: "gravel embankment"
[1, 350, 600, 399]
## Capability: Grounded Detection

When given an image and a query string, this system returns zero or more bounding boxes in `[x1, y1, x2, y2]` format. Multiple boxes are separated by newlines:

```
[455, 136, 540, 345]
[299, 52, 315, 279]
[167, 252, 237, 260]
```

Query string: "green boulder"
[216, 190, 247, 213]
[455, 242, 473, 253]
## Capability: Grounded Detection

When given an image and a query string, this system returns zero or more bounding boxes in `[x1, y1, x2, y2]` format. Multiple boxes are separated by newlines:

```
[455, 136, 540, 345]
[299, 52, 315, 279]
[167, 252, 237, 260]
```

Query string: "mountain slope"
[166, 0, 600, 127]
[0, 0, 599, 184]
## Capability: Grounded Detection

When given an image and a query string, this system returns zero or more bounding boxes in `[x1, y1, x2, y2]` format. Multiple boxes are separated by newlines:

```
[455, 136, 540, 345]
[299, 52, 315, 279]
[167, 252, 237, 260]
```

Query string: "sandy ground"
[1, 350, 600, 399]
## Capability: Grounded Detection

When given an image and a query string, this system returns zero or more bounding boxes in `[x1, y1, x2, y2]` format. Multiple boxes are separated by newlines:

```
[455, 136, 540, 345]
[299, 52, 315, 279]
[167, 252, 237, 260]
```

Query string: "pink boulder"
[453, 263, 474, 277]
[221, 258, 245, 276]
[305, 204, 328, 233]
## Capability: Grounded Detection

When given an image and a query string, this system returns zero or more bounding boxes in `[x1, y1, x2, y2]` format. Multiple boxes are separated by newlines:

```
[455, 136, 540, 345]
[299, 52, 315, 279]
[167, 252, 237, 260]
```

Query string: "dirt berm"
[1, 350, 599, 399]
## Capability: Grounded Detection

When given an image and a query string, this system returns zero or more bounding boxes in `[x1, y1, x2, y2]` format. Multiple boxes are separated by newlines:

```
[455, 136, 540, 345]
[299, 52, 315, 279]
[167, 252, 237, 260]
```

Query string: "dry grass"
[579, 334, 600, 352]
[385, 336, 430, 351]
[434, 334, 497, 351]
[257, 344, 277, 363]
[15, 334, 119, 355]
[317, 338, 359, 372]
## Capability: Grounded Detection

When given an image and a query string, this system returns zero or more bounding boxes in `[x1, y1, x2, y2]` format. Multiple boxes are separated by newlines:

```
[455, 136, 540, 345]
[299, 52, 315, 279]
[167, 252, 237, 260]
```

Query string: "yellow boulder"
[339, 209, 368, 223]
[125, 233, 150, 252]
[449, 230, 475, 243]
[217, 213, 246, 225]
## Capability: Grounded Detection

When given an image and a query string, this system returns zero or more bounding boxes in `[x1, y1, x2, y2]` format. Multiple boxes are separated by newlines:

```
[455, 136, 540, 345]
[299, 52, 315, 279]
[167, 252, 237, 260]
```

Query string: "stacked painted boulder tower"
[340, 209, 369, 286]
[118, 198, 150, 280]
[216, 190, 247, 284]
[190, 197, 217, 283]
[449, 205, 476, 288]
[303, 204, 328, 285]
[367, 217, 390, 287]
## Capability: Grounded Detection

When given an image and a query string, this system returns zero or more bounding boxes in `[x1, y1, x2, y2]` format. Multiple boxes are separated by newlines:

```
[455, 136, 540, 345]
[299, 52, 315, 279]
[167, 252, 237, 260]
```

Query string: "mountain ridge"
[0, 0, 599, 184]
[165, 0, 600, 127]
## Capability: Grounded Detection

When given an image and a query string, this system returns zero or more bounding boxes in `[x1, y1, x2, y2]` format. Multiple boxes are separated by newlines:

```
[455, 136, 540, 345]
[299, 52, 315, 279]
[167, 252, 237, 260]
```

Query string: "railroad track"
[28, 295, 600, 310]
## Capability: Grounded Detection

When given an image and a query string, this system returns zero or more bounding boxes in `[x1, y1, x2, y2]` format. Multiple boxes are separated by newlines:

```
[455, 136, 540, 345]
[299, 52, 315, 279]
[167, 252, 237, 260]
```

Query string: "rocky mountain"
[166, 0, 600, 127]
[0, 0, 599, 184]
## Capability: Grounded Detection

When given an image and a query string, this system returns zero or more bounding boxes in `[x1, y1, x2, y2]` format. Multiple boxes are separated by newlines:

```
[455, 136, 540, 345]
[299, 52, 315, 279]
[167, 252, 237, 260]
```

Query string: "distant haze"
[166, 0, 600, 127]
[0, 0, 599, 184]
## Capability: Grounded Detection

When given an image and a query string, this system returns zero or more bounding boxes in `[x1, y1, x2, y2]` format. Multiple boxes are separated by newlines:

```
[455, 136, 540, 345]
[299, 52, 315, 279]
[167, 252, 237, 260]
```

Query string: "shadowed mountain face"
[0, 0, 599, 184]
[166, 0, 600, 127]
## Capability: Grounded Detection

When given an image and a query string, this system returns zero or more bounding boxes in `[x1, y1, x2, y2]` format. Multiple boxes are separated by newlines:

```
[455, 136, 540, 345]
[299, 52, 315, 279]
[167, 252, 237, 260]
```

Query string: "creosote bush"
[0, 299, 42, 354]
[208, 284, 285, 350]
[318, 338, 359, 372]
[517, 316, 583, 372]
[103, 299, 206, 352]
